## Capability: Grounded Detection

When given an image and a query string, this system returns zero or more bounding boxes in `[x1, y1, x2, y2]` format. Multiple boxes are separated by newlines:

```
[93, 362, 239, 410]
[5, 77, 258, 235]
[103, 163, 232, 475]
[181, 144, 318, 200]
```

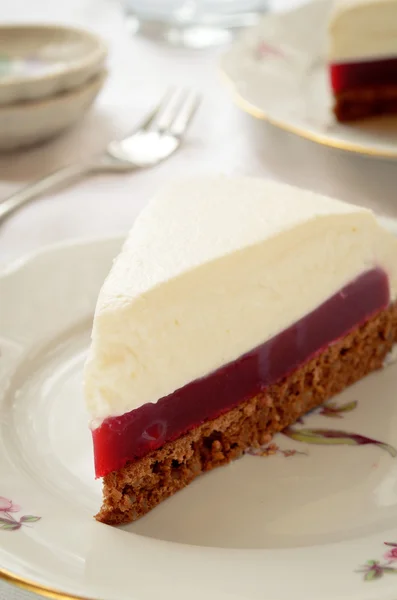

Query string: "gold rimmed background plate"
[220, 0, 397, 160]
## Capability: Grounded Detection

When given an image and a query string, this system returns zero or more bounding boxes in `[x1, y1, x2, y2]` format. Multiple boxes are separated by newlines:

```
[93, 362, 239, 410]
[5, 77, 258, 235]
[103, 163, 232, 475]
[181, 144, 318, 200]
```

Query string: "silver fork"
[0, 87, 201, 225]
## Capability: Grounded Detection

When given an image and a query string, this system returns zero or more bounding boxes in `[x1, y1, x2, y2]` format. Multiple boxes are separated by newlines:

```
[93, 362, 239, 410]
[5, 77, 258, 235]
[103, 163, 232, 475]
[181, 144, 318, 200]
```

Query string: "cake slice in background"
[84, 177, 397, 525]
[329, 0, 397, 122]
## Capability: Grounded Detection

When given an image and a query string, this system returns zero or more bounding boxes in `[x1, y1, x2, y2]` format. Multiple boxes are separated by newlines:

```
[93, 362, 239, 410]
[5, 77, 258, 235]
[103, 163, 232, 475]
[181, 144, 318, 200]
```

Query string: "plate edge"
[0, 233, 124, 278]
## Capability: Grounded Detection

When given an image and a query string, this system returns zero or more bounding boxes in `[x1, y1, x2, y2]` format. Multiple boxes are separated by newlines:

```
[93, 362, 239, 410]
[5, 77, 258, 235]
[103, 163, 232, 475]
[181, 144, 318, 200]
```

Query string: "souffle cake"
[84, 176, 397, 525]
[329, 0, 397, 122]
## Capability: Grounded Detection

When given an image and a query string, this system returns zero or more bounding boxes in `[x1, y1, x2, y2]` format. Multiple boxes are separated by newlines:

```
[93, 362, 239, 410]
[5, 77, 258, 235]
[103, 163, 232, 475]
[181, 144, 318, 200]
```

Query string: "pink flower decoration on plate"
[384, 547, 397, 561]
[0, 497, 21, 512]
[0, 496, 40, 531]
[256, 41, 286, 61]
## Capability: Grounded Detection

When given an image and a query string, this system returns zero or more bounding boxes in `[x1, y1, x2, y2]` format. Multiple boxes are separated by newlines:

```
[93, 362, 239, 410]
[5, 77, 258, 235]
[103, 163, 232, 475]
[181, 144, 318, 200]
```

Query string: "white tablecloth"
[1, 0, 397, 598]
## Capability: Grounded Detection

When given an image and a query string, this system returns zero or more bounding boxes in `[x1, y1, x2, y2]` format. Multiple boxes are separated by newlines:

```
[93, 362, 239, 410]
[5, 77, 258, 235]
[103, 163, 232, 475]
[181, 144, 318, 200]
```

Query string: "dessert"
[329, 0, 397, 122]
[84, 176, 397, 525]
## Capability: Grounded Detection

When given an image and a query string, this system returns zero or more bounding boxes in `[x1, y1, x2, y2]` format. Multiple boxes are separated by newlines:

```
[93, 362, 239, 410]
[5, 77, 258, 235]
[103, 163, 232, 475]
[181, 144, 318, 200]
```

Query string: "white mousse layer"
[329, 0, 397, 63]
[84, 177, 397, 427]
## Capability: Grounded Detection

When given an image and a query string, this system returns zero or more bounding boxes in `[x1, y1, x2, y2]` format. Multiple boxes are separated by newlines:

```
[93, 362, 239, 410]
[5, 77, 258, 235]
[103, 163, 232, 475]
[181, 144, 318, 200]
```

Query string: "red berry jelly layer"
[330, 57, 397, 94]
[93, 268, 389, 477]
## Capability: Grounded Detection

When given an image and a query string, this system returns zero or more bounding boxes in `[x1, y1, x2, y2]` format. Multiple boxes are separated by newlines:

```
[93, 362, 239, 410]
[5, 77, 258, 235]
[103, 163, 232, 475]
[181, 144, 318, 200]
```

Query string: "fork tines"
[144, 87, 201, 136]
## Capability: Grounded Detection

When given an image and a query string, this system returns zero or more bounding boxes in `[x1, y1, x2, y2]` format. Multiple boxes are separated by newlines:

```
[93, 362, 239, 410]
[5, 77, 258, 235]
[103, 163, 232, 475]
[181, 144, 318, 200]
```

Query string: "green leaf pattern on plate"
[278, 398, 397, 457]
[358, 549, 397, 581]
[318, 400, 358, 418]
[282, 427, 397, 457]
[20, 515, 41, 523]
[0, 496, 40, 532]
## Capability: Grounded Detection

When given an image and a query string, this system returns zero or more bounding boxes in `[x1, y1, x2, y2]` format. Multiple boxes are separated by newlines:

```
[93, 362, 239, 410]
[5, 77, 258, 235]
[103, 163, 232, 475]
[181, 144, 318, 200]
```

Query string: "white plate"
[3, 222, 397, 600]
[220, 0, 397, 159]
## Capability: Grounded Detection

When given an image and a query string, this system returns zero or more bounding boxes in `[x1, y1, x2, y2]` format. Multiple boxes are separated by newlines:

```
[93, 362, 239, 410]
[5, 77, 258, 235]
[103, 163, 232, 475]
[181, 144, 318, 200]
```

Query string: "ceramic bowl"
[0, 24, 107, 106]
[0, 70, 106, 151]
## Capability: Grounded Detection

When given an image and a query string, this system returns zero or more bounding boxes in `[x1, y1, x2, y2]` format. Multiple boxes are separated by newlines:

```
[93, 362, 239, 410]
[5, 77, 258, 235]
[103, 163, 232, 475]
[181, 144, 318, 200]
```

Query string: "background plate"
[221, 0, 397, 159]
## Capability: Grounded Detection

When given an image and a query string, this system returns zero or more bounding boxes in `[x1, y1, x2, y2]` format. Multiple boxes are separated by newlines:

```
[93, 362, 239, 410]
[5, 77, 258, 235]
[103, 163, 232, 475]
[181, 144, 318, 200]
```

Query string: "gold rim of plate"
[220, 69, 397, 160]
[0, 566, 91, 600]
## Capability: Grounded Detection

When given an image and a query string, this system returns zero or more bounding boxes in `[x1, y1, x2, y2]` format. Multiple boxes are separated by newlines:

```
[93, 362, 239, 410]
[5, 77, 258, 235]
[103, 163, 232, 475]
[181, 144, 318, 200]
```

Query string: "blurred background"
[0, 0, 396, 268]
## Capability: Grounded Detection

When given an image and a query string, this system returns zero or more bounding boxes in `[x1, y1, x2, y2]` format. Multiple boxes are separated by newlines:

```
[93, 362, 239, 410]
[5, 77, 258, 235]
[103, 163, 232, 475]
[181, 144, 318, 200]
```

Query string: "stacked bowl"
[0, 24, 107, 151]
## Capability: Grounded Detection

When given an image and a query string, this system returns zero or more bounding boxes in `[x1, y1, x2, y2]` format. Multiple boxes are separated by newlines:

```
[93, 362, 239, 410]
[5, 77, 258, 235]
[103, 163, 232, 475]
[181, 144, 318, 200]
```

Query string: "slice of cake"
[329, 0, 397, 122]
[84, 177, 397, 525]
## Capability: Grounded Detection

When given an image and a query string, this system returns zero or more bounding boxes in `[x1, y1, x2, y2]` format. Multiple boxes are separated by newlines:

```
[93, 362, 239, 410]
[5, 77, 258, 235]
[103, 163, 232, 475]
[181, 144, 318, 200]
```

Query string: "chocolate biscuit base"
[334, 86, 397, 122]
[96, 303, 397, 525]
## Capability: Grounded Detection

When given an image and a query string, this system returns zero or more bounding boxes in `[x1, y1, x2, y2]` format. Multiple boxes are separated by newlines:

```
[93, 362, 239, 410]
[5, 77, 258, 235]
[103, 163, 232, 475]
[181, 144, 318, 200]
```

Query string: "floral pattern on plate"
[249, 399, 397, 459]
[247, 398, 397, 584]
[256, 42, 287, 61]
[358, 543, 397, 580]
[284, 400, 397, 457]
[0, 496, 40, 531]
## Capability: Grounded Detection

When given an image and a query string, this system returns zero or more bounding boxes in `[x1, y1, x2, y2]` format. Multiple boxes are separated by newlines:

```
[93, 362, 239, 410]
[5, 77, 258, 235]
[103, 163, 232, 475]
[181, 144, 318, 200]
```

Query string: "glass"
[124, 0, 269, 48]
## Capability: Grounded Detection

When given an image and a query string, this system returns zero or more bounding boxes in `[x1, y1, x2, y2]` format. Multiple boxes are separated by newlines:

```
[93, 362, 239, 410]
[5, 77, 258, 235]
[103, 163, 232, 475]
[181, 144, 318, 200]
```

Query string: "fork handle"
[0, 162, 95, 225]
